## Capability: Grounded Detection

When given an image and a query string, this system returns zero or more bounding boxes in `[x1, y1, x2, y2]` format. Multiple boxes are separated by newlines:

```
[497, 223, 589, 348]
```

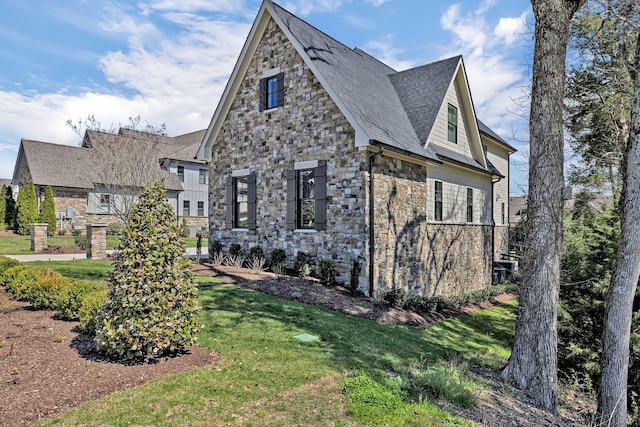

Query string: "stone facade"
[494, 226, 509, 259]
[86, 224, 107, 259]
[31, 224, 48, 253]
[209, 18, 367, 285]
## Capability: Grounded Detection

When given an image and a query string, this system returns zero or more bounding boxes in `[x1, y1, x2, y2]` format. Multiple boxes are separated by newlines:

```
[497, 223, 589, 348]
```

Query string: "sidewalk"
[5, 247, 207, 263]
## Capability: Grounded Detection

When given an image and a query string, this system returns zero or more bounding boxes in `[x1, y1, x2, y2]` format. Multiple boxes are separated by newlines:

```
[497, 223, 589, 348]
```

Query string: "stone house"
[12, 128, 209, 235]
[196, 0, 515, 297]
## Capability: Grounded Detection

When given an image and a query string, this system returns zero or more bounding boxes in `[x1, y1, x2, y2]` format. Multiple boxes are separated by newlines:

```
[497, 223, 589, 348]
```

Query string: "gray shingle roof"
[477, 119, 515, 151]
[18, 129, 206, 192]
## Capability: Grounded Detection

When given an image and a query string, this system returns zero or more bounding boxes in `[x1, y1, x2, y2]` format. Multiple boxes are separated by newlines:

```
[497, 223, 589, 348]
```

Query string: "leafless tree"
[501, 0, 585, 412]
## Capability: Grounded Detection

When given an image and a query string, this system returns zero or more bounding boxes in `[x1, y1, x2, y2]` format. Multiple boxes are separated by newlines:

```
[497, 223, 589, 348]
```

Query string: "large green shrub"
[1, 265, 59, 300]
[26, 275, 73, 310]
[294, 251, 312, 277]
[55, 281, 106, 320]
[0, 256, 20, 276]
[38, 185, 57, 236]
[79, 288, 108, 334]
[4, 185, 15, 228]
[94, 182, 201, 361]
[14, 180, 38, 235]
[0, 184, 6, 227]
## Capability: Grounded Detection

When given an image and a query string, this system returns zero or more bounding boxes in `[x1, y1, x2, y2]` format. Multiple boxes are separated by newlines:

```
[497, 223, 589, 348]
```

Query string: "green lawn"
[33, 261, 516, 426]
[0, 233, 198, 255]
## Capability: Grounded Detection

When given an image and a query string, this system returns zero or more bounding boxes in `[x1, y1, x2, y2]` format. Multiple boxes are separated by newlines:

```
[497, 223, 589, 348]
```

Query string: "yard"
[0, 258, 594, 426]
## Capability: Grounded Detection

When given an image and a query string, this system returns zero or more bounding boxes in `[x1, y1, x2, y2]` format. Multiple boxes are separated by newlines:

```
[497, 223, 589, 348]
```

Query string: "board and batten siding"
[168, 162, 209, 218]
[428, 81, 473, 158]
[427, 164, 492, 224]
[484, 143, 510, 226]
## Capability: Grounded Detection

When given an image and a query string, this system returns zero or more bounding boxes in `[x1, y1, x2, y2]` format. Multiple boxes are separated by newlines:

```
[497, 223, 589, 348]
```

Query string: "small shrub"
[294, 251, 312, 277]
[270, 248, 286, 267]
[106, 222, 126, 236]
[226, 254, 244, 268]
[1, 265, 59, 300]
[229, 243, 242, 257]
[349, 260, 361, 294]
[54, 281, 106, 320]
[380, 288, 408, 309]
[248, 245, 264, 262]
[196, 229, 208, 239]
[211, 251, 226, 266]
[180, 218, 190, 237]
[318, 259, 336, 286]
[248, 246, 265, 273]
[209, 239, 222, 257]
[14, 180, 38, 235]
[78, 288, 108, 335]
[38, 185, 57, 236]
[26, 275, 73, 310]
[73, 229, 87, 250]
[57, 229, 67, 236]
[0, 256, 21, 276]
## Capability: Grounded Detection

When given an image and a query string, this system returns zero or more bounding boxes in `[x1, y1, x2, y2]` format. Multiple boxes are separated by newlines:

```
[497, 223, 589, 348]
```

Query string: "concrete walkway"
[5, 248, 207, 263]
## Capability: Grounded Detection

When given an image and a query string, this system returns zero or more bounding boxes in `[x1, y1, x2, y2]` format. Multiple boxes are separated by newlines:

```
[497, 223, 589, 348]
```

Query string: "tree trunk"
[501, 0, 584, 411]
[598, 30, 640, 427]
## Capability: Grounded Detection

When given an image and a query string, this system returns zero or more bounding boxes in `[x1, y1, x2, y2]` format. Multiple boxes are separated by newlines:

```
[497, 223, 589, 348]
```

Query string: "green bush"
[270, 248, 286, 267]
[294, 251, 312, 277]
[229, 243, 242, 257]
[73, 229, 87, 250]
[4, 185, 16, 228]
[180, 218, 190, 237]
[106, 222, 126, 236]
[349, 260, 361, 294]
[15, 180, 38, 235]
[26, 275, 73, 310]
[318, 259, 336, 286]
[94, 182, 201, 361]
[0, 256, 21, 276]
[248, 245, 264, 262]
[0, 184, 5, 228]
[55, 281, 106, 320]
[209, 239, 222, 256]
[79, 288, 108, 334]
[38, 185, 57, 236]
[1, 265, 59, 300]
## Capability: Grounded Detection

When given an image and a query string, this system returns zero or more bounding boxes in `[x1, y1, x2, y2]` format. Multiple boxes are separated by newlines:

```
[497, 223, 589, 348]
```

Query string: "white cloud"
[282, 0, 344, 16]
[364, 0, 390, 6]
[494, 12, 528, 46]
[365, 36, 417, 71]
[138, 0, 246, 14]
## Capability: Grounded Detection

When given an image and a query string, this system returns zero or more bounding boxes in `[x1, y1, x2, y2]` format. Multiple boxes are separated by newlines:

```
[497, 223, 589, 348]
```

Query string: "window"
[259, 72, 284, 111]
[501, 202, 506, 225]
[286, 162, 326, 231]
[183, 200, 190, 217]
[100, 194, 110, 213]
[447, 104, 458, 143]
[434, 181, 443, 221]
[225, 172, 256, 230]
[197, 201, 205, 217]
[466, 188, 473, 222]
[199, 168, 208, 185]
[177, 166, 184, 182]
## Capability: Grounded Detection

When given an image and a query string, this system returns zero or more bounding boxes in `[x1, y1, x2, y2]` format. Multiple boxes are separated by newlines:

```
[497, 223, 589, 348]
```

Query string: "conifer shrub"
[38, 185, 57, 236]
[4, 185, 16, 228]
[0, 184, 6, 228]
[294, 251, 312, 277]
[15, 180, 38, 235]
[270, 248, 286, 278]
[94, 182, 201, 361]
[318, 259, 336, 286]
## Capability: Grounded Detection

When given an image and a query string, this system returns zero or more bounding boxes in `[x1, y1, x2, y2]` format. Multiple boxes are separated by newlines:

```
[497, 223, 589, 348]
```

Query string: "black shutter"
[259, 78, 266, 111]
[276, 72, 284, 107]
[286, 169, 296, 230]
[314, 164, 326, 230]
[225, 176, 233, 229]
[247, 172, 257, 230]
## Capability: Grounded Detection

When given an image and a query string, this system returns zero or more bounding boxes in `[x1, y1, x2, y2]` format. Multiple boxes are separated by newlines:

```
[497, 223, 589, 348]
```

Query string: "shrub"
[26, 275, 73, 310]
[229, 243, 242, 256]
[106, 222, 126, 236]
[79, 288, 108, 335]
[350, 260, 361, 294]
[4, 185, 16, 228]
[247, 246, 265, 273]
[1, 265, 59, 300]
[73, 229, 87, 250]
[94, 182, 201, 361]
[14, 180, 38, 235]
[38, 185, 57, 236]
[270, 248, 287, 278]
[54, 281, 106, 320]
[0, 256, 21, 276]
[226, 243, 244, 268]
[0, 184, 5, 228]
[180, 217, 190, 237]
[294, 251, 312, 277]
[57, 229, 67, 236]
[318, 259, 336, 286]
[209, 239, 222, 256]
[380, 288, 408, 309]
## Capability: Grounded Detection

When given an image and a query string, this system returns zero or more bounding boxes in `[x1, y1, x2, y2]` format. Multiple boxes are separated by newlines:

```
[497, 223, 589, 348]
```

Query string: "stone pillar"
[31, 223, 48, 253]
[86, 224, 108, 259]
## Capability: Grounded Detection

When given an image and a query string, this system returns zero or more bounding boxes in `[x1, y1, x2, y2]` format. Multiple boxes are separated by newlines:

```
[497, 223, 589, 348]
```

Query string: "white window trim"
[261, 67, 281, 79]
[294, 160, 318, 170]
[232, 168, 251, 177]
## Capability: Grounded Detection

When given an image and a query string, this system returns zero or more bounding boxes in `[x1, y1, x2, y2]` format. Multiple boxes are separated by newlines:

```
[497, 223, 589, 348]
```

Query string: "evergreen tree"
[5, 186, 15, 228]
[38, 186, 57, 236]
[0, 184, 6, 228]
[94, 182, 201, 361]
[14, 180, 38, 235]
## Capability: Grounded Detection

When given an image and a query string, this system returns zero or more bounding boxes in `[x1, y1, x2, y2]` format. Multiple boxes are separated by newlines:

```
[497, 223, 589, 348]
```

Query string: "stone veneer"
[494, 226, 509, 259]
[209, 18, 367, 286]
[208, 17, 497, 297]
[86, 224, 107, 259]
[31, 224, 48, 253]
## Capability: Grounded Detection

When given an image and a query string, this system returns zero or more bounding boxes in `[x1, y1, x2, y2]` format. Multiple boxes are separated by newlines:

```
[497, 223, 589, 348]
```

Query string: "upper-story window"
[287, 161, 326, 231]
[501, 202, 506, 225]
[447, 104, 458, 144]
[183, 200, 190, 217]
[199, 168, 208, 185]
[434, 181, 443, 221]
[225, 171, 256, 230]
[177, 166, 184, 182]
[466, 188, 473, 222]
[259, 72, 284, 111]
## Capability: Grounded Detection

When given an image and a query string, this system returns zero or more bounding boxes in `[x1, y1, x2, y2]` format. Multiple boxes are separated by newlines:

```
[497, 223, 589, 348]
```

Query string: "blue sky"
[0, 0, 532, 194]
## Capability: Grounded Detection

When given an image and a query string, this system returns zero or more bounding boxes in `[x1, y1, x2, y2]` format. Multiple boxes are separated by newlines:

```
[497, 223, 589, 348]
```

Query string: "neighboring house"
[0, 178, 19, 200]
[12, 128, 208, 235]
[196, 0, 515, 297]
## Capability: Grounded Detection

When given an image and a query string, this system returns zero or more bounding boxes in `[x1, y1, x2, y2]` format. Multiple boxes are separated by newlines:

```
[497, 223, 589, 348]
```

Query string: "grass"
[0, 233, 198, 255]
[31, 261, 517, 426]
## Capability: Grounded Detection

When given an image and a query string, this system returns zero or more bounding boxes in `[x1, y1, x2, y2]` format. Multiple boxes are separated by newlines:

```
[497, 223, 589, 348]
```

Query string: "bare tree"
[501, 0, 585, 412]
[67, 115, 171, 222]
[599, 23, 640, 427]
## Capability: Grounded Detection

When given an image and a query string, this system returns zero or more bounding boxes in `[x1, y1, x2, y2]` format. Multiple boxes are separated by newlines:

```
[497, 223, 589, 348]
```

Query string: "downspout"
[368, 143, 383, 297]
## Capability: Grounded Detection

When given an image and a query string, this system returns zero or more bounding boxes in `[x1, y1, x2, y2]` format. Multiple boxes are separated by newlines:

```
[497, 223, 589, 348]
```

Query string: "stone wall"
[209, 18, 368, 285]
[86, 224, 107, 259]
[372, 155, 493, 297]
[494, 226, 509, 259]
[31, 224, 48, 253]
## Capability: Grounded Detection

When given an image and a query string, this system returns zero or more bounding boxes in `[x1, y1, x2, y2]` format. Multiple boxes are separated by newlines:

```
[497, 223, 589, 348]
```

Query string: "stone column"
[31, 223, 48, 253]
[86, 224, 107, 259]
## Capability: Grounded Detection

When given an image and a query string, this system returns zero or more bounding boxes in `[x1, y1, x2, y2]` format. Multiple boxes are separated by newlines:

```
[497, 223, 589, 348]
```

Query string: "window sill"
[232, 228, 249, 232]
[294, 229, 317, 233]
[264, 107, 278, 113]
